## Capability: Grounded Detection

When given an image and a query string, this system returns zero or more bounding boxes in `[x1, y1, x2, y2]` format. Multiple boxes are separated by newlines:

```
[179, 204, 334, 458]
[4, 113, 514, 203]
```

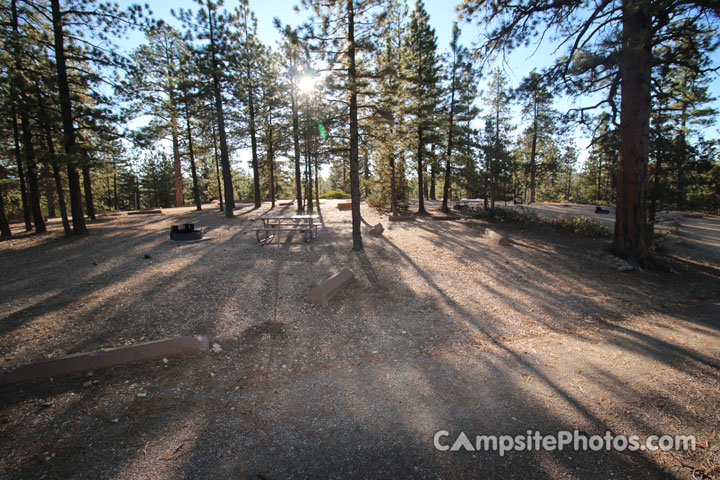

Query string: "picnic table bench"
[251, 215, 320, 244]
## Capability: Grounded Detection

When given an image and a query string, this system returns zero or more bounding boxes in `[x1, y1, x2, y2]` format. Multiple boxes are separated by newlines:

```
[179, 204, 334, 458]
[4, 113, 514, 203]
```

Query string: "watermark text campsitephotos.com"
[434, 430, 696, 457]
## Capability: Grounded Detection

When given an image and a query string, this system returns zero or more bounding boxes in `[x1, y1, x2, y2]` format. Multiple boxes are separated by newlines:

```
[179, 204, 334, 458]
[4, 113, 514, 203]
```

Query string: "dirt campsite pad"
[1, 200, 719, 479]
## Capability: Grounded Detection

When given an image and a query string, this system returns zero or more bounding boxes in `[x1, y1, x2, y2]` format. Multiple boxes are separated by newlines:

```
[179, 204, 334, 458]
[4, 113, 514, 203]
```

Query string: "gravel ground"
[0, 199, 718, 479]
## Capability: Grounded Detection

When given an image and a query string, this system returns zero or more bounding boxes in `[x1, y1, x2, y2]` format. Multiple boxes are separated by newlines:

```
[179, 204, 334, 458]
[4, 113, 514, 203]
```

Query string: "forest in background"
[1, 0, 719, 263]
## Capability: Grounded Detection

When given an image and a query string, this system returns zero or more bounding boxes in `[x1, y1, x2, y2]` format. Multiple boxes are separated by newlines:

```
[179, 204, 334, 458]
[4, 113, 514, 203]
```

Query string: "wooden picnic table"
[251, 214, 320, 243]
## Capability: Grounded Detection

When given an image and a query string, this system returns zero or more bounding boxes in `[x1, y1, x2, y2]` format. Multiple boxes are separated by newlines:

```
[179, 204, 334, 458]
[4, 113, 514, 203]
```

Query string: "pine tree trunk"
[483, 167, 489, 211]
[211, 121, 224, 211]
[648, 147, 662, 244]
[50, 0, 87, 235]
[43, 164, 56, 218]
[347, 0, 363, 251]
[12, 110, 31, 231]
[0, 187, 11, 237]
[343, 162, 347, 193]
[52, 162, 71, 236]
[214, 93, 234, 216]
[390, 154, 398, 216]
[613, 0, 652, 266]
[291, 77, 303, 212]
[423, 164, 429, 200]
[43, 120, 71, 236]
[268, 126, 275, 209]
[430, 162, 436, 200]
[417, 125, 426, 214]
[306, 140, 314, 213]
[596, 158, 603, 202]
[363, 149, 369, 197]
[20, 112, 46, 233]
[172, 124, 183, 207]
[10, 0, 44, 233]
[677, 102, 688, 209]
[529, 103, 538, 204]
[209, 9, 234, 217]
[82, 165, 96, 221]
[185, 105, 201, 210]
[491, 107, 500, 209]
[442, 69, 456, 212]
[314, 151, 320, 207]
[247, 71, 261, 209]
[113, 166, 118, 210]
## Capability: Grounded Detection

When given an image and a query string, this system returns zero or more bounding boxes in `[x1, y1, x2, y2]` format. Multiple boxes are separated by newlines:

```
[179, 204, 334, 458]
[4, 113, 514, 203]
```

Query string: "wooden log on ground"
[369, 223, 384, 235]
[278, 200, 294, 206]
[306, 268, 355, 306]
[388, 215, 416, 221]
[0, 335, 209, 385]
[485, 228, 512, 246]
[127, 209, 162, 215]
[337, 202, 352, 210]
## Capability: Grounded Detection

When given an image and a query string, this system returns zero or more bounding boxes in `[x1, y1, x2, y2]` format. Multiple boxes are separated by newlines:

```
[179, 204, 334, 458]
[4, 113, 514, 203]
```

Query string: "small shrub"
[554, 216, 611, 238]
[468, 207, 539, 225]
[367, 197, 386, 210]
[468, 207, 610, 238]
[319, 190, 351, 199]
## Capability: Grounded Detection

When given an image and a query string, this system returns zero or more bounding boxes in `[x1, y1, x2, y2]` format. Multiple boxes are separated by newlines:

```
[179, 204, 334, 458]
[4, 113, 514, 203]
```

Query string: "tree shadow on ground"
[1, 205, 718, 479]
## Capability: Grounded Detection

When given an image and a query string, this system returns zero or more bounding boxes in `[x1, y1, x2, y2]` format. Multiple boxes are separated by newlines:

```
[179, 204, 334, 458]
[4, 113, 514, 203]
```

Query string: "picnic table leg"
[256, 229, 270, 243]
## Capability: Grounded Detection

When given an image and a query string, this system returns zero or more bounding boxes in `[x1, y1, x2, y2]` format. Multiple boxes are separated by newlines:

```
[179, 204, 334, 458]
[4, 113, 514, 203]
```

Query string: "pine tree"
[481, 68, 514, 208]
[276, 24, 304, 212]
[236, 4, 263, 208]
[368, 0, 407, 215]
[401, 0, 442, 215]
[7, 0, 45, 233]
[440, 23, 477, 212]
[126, 23, 187, 208]
[257, 49, 287, 209]
[301, 0, 387, 250]
[176, 0, 238, 218]
[459, 0, 720, 266]
[515, 70, 556, 204]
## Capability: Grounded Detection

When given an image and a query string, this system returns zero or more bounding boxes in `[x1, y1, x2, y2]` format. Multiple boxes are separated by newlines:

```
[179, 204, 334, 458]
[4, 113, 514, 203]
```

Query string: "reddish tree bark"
[613, 0, 652, 265]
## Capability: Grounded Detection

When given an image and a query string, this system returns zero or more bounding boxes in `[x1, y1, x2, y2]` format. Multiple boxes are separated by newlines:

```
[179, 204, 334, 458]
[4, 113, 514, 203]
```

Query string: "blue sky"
[117, 0, 720, 170]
